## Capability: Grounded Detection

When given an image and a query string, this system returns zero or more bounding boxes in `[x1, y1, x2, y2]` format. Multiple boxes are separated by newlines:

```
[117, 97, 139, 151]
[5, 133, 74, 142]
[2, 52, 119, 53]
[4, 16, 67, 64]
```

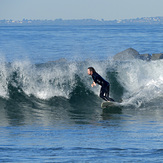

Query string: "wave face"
[0, 58, 163, 109]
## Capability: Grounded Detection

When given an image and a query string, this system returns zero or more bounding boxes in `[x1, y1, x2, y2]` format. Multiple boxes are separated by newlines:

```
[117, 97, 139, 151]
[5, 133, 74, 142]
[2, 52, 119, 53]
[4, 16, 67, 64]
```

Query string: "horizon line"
[1, 16, 163, 21]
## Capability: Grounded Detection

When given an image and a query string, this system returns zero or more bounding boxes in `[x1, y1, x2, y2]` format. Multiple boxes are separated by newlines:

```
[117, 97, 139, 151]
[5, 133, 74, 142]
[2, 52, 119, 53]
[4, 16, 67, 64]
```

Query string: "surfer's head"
[87, 67, 96, 75]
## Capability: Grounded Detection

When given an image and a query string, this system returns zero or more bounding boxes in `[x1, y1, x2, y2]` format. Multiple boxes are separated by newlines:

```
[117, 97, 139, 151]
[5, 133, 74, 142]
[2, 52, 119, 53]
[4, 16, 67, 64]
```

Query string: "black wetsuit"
[92, 72, 114, 101]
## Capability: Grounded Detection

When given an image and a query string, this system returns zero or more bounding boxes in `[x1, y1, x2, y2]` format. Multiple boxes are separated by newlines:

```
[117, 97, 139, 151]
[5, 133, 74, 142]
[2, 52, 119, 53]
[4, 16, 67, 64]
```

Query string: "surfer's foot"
[108, 98, 115, 102]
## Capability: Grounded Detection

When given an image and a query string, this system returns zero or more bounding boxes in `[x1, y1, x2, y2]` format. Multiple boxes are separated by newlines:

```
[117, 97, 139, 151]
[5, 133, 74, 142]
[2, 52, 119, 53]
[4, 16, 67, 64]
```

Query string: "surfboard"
[101, 101, 120, 109]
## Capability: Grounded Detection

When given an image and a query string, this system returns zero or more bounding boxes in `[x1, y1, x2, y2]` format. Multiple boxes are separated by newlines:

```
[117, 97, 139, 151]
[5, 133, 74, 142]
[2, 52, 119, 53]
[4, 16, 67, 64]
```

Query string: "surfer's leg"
[105, 85, 114, 102]
[100, 86, 108, 101]
[105, 85, 110, 100]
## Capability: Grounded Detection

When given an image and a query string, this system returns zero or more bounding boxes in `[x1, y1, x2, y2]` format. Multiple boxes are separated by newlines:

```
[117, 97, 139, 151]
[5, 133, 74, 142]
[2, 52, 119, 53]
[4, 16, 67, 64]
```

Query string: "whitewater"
[0, 57, 163, 109]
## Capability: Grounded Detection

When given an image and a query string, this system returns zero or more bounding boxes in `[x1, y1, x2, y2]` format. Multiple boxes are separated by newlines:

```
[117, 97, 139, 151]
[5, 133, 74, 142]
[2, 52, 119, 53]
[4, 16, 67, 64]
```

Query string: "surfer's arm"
[91, 82, 96, 87]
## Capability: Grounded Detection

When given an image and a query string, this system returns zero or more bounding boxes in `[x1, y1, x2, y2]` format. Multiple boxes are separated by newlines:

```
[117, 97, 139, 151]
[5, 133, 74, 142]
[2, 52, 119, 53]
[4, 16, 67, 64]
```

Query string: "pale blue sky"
[0, 0, 163, 20]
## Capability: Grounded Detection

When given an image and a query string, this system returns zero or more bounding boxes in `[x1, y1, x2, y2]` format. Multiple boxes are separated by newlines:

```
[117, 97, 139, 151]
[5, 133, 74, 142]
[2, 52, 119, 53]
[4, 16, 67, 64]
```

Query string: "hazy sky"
[0, 0, 163, 20]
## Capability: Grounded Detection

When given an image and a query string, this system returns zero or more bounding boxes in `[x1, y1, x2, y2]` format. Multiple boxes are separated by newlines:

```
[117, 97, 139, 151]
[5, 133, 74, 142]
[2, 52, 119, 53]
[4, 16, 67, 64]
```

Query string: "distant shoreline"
[1, 16, 163, 26]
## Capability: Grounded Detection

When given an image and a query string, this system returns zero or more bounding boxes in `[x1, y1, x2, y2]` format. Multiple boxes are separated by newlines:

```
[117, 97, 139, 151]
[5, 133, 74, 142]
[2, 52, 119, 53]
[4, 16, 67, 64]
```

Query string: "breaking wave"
[0, 58, 163, 109]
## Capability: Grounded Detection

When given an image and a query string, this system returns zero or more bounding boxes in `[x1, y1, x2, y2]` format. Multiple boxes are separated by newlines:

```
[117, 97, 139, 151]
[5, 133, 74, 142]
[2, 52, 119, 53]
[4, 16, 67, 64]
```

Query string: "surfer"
[87, 67, 114, 102]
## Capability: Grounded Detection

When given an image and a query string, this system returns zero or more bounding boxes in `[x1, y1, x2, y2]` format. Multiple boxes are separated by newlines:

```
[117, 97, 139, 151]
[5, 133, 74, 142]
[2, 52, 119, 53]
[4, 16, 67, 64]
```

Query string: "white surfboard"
[101, 101, 121, 109]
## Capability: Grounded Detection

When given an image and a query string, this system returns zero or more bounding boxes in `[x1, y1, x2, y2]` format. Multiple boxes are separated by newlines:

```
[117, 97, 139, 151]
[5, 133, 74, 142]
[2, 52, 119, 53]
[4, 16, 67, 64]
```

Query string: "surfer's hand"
[91, 82, 96, 87]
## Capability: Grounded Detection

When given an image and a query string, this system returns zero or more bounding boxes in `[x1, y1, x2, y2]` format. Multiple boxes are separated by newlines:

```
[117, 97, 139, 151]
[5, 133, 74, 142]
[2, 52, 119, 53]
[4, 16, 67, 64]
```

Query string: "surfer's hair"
[88, 67, 96, 73]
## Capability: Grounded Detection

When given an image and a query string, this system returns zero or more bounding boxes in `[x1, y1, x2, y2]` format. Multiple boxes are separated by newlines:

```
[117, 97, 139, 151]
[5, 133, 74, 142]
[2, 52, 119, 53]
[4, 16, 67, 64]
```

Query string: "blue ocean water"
[0, 25, 163, 162]
[1, 25, 163, 63]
